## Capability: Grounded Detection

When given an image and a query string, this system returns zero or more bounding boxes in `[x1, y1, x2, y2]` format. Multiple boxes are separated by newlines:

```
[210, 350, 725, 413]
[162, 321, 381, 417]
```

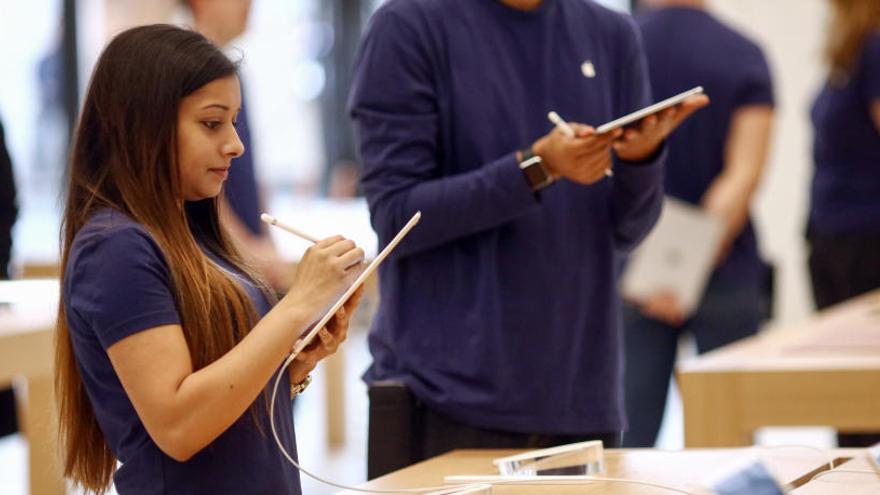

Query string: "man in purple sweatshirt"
[349, 0, 707, 476]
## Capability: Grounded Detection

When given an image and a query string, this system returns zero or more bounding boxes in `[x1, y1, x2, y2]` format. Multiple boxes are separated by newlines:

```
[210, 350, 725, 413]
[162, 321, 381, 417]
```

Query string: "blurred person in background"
[808, 0, 880, 447]
[0, 117, 20, 437]
[622, 0, 775, 447]
[185, 0, 290, 290]
[0, 118, 16, 281]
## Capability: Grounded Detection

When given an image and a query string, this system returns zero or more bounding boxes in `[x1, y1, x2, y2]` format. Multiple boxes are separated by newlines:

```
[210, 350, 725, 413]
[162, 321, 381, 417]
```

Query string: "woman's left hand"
[287, 284, 365, 386]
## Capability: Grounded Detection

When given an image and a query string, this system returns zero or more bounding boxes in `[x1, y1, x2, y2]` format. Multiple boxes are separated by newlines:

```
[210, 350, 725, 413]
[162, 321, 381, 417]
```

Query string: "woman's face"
[176, 75, 244, 201]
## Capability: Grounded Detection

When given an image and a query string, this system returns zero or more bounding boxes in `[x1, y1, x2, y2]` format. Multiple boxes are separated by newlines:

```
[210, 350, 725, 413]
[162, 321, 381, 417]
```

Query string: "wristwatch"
[519, 147, 555, 192]
[290, 374, 312, 397]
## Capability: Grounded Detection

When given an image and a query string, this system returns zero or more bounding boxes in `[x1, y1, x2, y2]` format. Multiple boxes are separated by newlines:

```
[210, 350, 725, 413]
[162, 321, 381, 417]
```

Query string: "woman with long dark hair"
[55, 24, 364, 493]
[808, 0, 880, 447]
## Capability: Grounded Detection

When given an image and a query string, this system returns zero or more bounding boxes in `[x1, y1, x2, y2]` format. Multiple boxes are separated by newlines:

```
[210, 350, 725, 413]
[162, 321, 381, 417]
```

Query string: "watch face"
[521, 157, 551, 190]
[524, 163, 548, 185]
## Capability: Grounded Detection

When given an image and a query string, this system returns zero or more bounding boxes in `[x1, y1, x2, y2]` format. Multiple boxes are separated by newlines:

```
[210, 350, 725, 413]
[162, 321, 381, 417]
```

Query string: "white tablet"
[292, 211, 421, 355]
[620, 197, 723, 317]
[596, 86, 704, 134]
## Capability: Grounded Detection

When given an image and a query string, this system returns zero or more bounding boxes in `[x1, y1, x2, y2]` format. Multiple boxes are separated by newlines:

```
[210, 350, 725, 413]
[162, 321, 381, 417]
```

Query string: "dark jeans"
[367, 382, 621, 479]
[622, 275, 763, 447]
[0, 388, 16, 437]
[808, 230, 880, 447]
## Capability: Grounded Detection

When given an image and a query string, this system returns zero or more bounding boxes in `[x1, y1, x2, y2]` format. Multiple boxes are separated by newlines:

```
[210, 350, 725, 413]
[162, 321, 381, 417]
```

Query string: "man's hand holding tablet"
[607, 86, 709, 162]
[541, 86, 709, 181]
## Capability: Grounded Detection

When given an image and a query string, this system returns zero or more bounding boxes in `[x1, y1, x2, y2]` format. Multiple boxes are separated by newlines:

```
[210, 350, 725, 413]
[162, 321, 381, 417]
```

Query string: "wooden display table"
[678, 290, 880, 448]
[340, 448, 873, 494]
[0, 279, 63, 495]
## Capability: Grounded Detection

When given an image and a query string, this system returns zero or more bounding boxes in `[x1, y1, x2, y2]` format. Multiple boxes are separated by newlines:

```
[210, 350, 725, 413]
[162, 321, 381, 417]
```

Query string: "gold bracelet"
[290, 374, 312, 397]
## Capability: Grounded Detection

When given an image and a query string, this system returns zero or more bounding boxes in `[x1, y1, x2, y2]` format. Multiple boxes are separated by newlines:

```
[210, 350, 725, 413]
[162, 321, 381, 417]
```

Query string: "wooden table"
[0, 279, 63, 495]
[340, 448, 872, 494]
[678, 290, 880, 448]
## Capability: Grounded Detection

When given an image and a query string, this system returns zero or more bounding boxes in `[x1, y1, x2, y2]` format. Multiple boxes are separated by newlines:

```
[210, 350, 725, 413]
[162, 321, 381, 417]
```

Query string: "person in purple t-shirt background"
[55, 25, 365, 494]
[349, 0, 707, 477]
[808, 0, 880, 447]
[184, 0, 291, 291]
[622, 0, 775, 448]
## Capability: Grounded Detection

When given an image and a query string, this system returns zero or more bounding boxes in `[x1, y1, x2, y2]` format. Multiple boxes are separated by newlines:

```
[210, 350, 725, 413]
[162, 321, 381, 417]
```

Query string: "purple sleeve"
[735, 45, 775, 108]
[348, 9, 538, 257]
[68, 226, 180, 349]
[862, 34, 880, 101]
[610, 19, 665, 254]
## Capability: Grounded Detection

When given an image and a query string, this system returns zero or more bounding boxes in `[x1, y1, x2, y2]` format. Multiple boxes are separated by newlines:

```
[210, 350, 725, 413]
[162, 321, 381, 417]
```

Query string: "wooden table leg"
[21, 374, 65, 495]
[325, 348, 346, 447]
[679, 370, 753, 447]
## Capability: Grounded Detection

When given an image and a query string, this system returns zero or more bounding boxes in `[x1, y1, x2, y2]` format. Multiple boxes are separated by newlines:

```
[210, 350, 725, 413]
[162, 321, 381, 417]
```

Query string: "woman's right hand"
[282, 236, 365, 324]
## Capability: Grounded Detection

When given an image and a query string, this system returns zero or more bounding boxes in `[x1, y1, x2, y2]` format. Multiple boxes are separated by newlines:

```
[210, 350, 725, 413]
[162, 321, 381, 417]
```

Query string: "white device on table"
[596, 86, 704, 134]
[492, 440, 604, 476]
[262, 211, 421, 356]
[699, 457, 788, 495]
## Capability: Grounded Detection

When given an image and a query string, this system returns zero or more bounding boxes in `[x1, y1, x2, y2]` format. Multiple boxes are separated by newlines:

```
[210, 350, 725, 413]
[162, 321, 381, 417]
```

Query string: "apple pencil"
[547, 111, 576, 138]
[260, 213, 320, 244]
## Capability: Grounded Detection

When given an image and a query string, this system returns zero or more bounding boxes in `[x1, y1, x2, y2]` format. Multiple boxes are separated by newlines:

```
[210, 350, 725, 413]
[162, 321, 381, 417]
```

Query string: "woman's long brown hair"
[825, 0, 880, 83]
[55, 25, 272, 493]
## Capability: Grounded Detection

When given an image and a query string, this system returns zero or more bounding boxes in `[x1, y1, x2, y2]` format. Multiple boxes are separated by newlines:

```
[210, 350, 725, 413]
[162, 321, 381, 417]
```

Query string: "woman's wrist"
[288, 361, 313, 388]
[290, 374, 312, 397]
[270, 299, 315, 349]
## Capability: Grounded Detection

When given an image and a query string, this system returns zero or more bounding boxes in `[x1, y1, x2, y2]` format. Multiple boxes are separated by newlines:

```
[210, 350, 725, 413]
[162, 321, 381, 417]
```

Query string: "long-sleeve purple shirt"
[349, 0, 664, 434]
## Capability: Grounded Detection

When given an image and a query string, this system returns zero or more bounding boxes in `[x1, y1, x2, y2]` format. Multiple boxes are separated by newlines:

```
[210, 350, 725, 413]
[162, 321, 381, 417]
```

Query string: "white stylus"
[548, 111, 576, 137]
[260, 213, 320, 244]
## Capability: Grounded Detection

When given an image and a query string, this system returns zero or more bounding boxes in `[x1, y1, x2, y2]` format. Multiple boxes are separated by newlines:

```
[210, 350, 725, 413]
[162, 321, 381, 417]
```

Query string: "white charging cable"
[269, 347, 484, 494]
